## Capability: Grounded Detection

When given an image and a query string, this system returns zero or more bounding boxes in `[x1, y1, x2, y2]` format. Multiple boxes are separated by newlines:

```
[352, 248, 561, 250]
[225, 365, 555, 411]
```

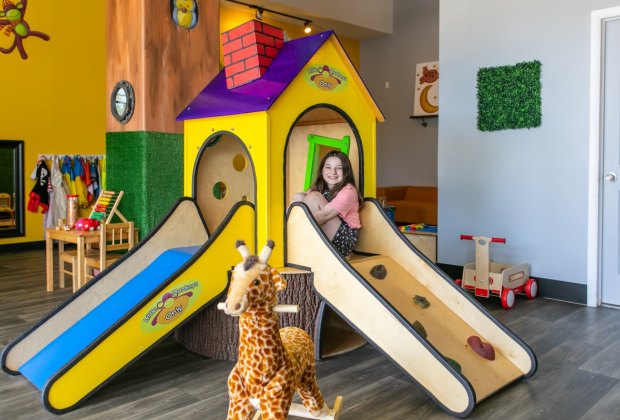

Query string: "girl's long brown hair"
[311, 150, 363, 206]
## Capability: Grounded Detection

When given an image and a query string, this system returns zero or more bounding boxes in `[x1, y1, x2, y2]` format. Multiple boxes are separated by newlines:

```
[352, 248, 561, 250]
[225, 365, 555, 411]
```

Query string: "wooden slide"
[1, 199, 256, 414]
[286, 200, 537, 418]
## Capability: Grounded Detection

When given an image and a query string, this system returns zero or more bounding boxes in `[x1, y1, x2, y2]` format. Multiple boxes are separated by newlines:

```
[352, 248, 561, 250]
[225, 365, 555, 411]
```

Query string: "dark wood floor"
[1, 249, 620, 419]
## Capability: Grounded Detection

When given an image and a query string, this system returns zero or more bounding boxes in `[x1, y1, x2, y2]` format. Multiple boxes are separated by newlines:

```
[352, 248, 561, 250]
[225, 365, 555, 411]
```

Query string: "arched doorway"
[284, 105, 363, 205]
[193, 132, 255, 233]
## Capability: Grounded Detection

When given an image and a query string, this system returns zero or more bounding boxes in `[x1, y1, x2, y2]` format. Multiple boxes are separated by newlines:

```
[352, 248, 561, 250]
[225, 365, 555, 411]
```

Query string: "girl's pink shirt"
[326, 184, 361, 228]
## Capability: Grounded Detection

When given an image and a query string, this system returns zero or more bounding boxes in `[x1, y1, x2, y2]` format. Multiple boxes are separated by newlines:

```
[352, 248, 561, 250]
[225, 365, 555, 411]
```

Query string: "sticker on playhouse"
[304, 64, 347, 92]
[141, 280, 201, 332]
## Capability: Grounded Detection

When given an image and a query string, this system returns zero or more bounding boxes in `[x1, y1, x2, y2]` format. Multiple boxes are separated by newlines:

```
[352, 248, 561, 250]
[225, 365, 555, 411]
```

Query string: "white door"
[601, 18, 620, 306]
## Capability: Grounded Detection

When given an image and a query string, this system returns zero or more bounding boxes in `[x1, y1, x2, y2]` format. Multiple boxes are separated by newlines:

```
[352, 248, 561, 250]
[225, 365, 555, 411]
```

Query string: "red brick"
[222, 38, 242, 55]
[258, 55, 273, 67]
[226, 77, 235, 89]
[242, 33, 258, 47]
[221, 32, 229, 44]
[255, 32, 276, 47]
[224, 60, 245, 77]
[245, 55, 259, 69]
[275, 39, 284, 49]
[224, 54, 231, 66]
[262, 24, 284, 40]
[265, 46, 280, 58]
[232, 45, 257, 63]
[257, 44, 265, 55]
[233, 67, 263, 87]
[226, 20, 261, 41]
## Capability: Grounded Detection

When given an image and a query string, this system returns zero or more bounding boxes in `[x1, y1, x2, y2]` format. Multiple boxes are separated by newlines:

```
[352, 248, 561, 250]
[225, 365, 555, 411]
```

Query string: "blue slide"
[19, 246, 199, 389]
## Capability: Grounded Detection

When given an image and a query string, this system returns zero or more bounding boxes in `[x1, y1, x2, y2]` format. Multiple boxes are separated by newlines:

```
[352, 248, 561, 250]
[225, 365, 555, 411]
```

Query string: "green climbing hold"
[412, 320, 427, 338]
[413, 294, 430, 309]
[445, 357, 462, 373]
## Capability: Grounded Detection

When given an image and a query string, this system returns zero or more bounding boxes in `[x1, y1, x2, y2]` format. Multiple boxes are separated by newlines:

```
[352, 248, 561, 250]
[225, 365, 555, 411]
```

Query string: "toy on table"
[220, 240, 343, 420]
[74, 217, 101, 231]
[456, 235, 537, 309]
[89, 190, 127, 223]
[400, 223, 427, 232]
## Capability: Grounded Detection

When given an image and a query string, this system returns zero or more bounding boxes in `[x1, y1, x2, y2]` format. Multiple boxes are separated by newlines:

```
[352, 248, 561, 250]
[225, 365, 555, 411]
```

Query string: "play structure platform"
[1, 199, 256, 414]
[286, 199, 537, 418]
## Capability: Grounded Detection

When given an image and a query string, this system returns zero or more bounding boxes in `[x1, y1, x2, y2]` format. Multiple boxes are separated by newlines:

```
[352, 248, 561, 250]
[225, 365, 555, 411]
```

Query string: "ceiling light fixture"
[226, 0, 313, 34]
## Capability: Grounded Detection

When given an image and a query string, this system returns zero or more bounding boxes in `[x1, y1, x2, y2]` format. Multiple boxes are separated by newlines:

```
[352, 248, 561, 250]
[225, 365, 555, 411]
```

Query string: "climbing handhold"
[370, 264, 387, 280]
[412, 320, 427, 338]
[467, 335, 495, 360]
[445, 357, 462, 373]
[413, 295, 430, 309]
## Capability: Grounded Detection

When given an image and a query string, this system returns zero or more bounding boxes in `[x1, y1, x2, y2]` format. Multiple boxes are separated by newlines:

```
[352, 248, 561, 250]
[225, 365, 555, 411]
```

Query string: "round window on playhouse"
[110, 80, 135, 124]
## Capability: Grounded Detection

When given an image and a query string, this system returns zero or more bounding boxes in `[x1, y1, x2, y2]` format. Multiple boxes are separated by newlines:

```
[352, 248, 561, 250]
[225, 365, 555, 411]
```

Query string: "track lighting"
[226, 0, 313, 34]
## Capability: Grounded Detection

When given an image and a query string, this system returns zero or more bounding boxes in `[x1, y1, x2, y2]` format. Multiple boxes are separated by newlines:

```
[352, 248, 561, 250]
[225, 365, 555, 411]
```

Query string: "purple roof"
[176, 31, 335, 121]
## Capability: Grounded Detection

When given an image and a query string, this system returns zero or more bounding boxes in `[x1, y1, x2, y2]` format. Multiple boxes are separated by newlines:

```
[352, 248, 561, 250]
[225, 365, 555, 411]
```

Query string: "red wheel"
[455, 279, 462, 286]
[501, 288, 515, 309]
[525, 278, 538, 299]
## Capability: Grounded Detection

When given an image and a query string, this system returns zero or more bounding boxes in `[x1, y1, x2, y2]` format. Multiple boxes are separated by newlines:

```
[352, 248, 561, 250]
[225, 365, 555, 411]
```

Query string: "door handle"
[606, 172, 617, 182]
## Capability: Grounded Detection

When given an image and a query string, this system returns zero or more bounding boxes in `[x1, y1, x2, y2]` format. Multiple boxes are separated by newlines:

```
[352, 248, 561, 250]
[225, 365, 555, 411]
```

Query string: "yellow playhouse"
[177, 21, 383, 266]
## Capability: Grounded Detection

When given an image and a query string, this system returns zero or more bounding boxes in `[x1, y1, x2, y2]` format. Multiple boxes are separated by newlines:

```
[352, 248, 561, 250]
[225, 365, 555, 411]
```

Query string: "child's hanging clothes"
[89, 158, 100, 200]
[72, 156, 89, 208]
[46, 156, 69, 227]
[61, 155, 77, 196]
[28, 159, 50, 214]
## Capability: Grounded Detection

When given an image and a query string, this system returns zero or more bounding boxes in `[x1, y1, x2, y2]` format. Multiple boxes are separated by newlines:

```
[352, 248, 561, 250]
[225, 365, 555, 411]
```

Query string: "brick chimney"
[221, 20, 284, 89]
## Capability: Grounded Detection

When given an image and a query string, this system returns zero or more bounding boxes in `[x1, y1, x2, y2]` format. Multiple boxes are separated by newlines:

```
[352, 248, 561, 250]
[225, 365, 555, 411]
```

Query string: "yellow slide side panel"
[46, 204, 255, 411]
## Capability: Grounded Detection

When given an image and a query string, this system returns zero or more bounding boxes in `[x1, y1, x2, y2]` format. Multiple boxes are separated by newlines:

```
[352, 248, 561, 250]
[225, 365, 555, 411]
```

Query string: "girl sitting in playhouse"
[293, 151, 363, 258]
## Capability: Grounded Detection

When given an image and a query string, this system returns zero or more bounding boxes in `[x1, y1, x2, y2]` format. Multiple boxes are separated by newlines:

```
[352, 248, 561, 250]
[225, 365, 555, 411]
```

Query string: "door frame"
[587, 6, 620, 307]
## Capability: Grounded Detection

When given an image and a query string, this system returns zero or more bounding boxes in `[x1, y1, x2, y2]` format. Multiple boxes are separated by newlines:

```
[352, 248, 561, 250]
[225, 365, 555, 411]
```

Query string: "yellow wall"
[220, 5, 360, 68]
[0, 2, 357, 246]
[0, 1, 106, 245]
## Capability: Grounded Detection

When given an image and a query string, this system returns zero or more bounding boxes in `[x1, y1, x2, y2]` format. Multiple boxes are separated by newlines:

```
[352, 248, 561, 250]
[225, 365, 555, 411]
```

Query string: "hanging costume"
[28, 159, 50, 214]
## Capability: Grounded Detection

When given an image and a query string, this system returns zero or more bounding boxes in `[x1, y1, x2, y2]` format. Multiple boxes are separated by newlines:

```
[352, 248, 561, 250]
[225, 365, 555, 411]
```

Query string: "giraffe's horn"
[236, 240, 251, 260]
[258, 240, 275, 264]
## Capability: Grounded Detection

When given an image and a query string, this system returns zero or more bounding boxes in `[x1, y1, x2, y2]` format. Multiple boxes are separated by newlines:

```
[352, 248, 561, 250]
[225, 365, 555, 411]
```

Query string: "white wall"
[360, 0, 439, 187]
[439, 0, 620, 283]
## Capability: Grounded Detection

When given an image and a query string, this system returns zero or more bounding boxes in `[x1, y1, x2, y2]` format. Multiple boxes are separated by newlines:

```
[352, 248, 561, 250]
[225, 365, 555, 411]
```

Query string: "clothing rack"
[38, 154, 105, 161]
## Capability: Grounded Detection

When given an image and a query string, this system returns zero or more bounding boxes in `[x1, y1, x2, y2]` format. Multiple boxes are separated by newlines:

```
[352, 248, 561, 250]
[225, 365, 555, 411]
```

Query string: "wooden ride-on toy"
[456, 235, 538, 309]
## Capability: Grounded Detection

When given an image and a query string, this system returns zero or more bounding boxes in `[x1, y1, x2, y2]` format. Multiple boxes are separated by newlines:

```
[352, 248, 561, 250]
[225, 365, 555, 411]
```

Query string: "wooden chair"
[0, 193, 15, 229]
[60, 249, 79, 292]
[83, 221, 135, 283]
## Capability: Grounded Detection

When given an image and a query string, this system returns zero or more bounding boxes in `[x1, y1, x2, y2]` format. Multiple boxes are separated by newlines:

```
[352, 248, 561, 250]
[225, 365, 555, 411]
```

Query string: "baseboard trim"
[0, 241, 46, 252]
[437, 263, 587, 305]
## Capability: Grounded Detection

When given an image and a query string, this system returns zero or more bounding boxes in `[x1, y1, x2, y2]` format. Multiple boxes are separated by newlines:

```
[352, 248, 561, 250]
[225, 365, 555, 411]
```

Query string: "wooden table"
[45, 228, 103, 292]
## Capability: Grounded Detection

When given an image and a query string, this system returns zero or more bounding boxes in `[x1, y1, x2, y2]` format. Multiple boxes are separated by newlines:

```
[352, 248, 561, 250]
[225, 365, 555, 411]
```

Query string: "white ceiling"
[221, 0, 394, 40]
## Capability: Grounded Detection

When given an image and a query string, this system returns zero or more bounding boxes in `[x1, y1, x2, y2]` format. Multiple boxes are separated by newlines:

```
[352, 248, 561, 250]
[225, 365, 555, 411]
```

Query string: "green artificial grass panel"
[477, 60, 542, 131]
[106, 131, 183, 238]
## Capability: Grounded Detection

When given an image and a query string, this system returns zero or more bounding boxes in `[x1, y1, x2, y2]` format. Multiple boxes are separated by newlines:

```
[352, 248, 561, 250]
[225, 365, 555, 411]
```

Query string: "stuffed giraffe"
[223, 240, 329, 420]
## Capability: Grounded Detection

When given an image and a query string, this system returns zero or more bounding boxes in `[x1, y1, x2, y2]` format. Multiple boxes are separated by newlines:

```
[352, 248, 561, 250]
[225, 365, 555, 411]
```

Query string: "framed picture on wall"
[413, 61, 439, 117]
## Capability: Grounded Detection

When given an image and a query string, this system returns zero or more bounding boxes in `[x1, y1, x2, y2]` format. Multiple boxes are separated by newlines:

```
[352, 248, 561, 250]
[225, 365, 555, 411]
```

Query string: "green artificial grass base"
[106, 131, 183, 238]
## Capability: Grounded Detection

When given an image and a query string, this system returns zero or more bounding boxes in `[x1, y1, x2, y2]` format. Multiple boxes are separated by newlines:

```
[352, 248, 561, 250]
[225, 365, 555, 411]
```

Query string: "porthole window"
[213, 182, 228, 200]
[110, 80, 135, 124]
[233, 154, 247, 171]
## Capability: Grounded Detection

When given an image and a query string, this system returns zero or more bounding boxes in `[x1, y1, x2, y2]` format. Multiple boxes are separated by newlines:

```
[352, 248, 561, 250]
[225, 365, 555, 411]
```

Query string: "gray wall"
[439, 0, 620, 283]
[361, 0, 620, 286]
[360, 0, 439, 188]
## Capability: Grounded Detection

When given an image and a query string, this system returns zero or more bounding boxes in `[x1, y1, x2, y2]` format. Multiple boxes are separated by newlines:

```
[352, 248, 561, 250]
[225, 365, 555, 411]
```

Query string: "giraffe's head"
[223, 240, 286, 316]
